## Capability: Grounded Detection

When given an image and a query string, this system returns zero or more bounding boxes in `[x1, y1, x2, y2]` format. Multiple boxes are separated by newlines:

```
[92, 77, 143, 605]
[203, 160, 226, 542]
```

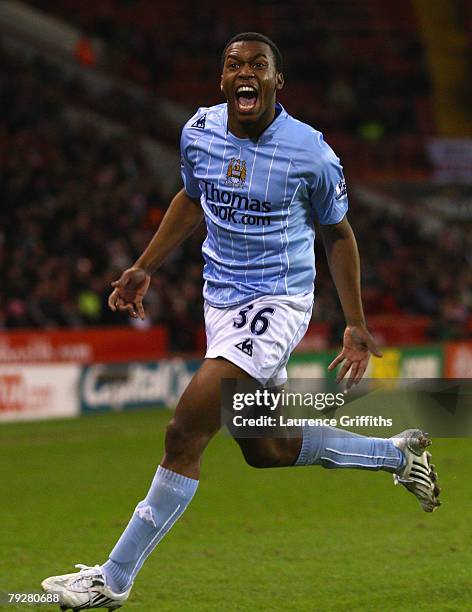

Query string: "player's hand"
[328, 325, 382, 389]
[108, 267, 151, 320]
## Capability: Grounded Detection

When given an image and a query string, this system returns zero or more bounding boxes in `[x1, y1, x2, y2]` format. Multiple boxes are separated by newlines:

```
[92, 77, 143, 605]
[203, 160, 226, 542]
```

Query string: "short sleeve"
[310, 148, 348, 225]
[180, 129, 202, 200]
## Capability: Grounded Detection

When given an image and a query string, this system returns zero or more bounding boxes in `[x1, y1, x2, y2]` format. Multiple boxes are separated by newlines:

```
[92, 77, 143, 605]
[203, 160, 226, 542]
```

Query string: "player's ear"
[220, 75, 224, 93]
[276, 72, 284, 91]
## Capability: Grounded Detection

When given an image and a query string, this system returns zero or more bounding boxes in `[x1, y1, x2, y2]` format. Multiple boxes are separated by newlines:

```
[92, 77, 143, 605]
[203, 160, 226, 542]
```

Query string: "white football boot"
[391, 429, 441, 512]
[41, 564, 131, 611]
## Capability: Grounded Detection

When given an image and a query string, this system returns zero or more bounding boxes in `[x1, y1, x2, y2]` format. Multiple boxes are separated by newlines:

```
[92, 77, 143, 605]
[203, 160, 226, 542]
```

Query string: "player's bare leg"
[42, 358, 440, 610]
[42, 357, 251, 610]
[229, 393, 440, 512]
[161, 357, 252, 478]
[236, 435, 302, 468]
[100, 357, 254, 591]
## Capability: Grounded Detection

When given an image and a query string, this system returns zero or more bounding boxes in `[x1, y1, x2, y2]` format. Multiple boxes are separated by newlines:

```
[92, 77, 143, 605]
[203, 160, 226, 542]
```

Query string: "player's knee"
[164, 419, 205, 462]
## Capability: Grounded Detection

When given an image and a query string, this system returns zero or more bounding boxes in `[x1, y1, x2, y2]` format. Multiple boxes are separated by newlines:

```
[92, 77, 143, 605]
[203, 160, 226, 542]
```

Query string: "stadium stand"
[26, 0, 434, 180]
[0, 46, 204, 348]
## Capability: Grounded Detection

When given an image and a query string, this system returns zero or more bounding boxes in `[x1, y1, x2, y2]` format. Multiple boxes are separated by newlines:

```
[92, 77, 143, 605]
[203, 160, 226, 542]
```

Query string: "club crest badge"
[225, 158, 247, 186]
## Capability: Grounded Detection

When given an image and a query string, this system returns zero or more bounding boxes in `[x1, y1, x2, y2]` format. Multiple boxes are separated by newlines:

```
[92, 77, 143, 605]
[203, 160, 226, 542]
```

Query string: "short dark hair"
[221, 32, 283, 73]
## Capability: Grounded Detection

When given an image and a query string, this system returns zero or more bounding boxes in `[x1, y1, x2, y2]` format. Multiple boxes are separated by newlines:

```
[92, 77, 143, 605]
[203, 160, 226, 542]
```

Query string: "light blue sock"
[102, 466, 198, 593]
[295, 425, 405, 472]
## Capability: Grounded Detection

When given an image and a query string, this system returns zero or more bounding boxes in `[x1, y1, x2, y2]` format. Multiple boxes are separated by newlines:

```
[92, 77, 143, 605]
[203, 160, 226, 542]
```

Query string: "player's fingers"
[111, 279, 123, 288]
[125, 303, 135, 317]
[354, 361, 368, 384]
[347, 362, 360, 389]
[367, 338, 382, 358]
[136, 300, 145, 320]
[336, 360, 352, 383]
[108, 289, 119, 311]
[125, 302, 138, 318]
[116, 297, 131, 312]
[328, 353, 345, 371]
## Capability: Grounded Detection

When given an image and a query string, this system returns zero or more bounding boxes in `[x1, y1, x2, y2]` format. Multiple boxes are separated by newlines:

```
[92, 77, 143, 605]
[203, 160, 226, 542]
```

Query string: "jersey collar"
[224, 102, 288, 146]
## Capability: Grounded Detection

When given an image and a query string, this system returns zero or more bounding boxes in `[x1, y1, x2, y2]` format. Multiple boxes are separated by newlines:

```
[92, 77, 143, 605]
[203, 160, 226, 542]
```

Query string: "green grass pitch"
[1, 409, 470, 612]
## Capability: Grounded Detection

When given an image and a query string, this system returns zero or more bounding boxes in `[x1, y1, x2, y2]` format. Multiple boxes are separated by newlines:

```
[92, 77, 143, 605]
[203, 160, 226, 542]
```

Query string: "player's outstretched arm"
[108, 189, 203, 319]
[319, 217, 381, 387]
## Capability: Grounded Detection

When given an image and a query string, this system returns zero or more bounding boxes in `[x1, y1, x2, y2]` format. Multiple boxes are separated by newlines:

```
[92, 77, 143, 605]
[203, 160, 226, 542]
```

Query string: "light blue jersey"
[180, 103, 348, 308]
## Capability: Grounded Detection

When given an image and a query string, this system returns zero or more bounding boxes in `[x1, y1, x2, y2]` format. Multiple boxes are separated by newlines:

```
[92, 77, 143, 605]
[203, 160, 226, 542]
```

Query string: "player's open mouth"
[235, 85, 258, 113]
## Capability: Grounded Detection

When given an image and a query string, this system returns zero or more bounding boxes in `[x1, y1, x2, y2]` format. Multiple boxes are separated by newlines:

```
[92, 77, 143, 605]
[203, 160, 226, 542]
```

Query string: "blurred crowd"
[0, 47, 204, 348]
[30, 0, 432, 141]
[330, 207, 472, 342]
[1, 38, 470, 348]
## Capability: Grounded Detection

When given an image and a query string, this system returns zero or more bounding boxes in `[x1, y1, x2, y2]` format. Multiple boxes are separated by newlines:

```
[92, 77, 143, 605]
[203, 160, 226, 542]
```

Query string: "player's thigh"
[171, 356, 251, 438]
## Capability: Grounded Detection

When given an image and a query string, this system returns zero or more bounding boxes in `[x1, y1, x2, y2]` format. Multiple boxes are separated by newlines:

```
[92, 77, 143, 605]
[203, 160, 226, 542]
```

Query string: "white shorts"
[204, 293, 314, 386]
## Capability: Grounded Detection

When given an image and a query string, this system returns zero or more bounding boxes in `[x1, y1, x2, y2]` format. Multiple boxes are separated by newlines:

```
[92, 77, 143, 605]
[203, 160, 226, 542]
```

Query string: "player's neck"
[227, 105, 276, 140]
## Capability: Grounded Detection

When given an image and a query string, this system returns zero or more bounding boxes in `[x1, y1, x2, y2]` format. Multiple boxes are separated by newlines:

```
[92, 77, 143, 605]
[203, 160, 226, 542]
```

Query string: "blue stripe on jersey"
[180, 103, 348, 307]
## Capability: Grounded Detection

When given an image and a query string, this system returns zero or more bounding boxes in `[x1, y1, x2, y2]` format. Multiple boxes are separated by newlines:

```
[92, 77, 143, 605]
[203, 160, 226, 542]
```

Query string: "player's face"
[221, 41, 284, 132]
